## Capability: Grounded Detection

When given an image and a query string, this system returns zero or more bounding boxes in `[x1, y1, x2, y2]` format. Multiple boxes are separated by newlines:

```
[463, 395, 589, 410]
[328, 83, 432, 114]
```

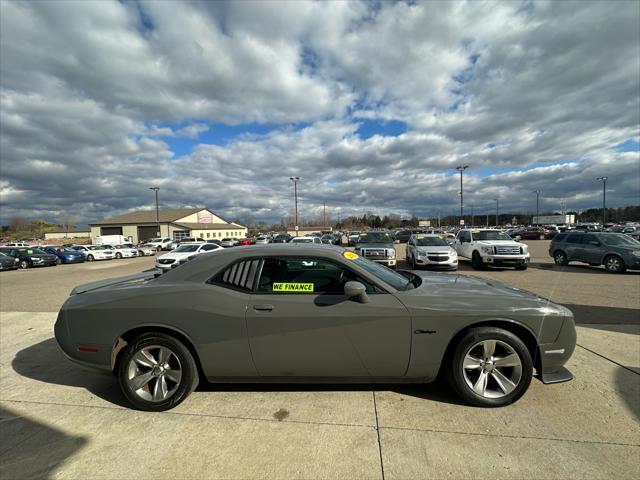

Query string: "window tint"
[565, 234, 583, 244]
[554, 233, 567, 242]
[257, 257, 373, 294]
[581, 234, 600, 245]
[211, 259, 260, 292]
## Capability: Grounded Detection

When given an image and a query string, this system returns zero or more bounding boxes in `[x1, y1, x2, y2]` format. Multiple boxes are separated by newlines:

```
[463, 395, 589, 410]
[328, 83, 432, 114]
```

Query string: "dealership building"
[90, 208, 247, 244]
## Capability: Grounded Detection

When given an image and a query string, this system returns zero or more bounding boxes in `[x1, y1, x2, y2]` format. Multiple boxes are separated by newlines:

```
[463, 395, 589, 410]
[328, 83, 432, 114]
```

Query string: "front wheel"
[55, 258, 62, 265]
[87, 254, 95, 262]
[604, 255, 625, 273]
[19, 259, 30, 269]
[118, 332, 199, 412]
[115, 252, 122, 259]
[539, 234, 545, 240]
[447, 327, 533, 407]
[553, 251, 568, 266]
[471, 251, 485, 270]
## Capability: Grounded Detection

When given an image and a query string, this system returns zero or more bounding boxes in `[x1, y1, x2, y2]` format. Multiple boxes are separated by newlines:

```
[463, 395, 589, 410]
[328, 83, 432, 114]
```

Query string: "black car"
[272, 234, 292, 243]
[0, 247, 58, 269]
[0, 252, 20, 271]
[394, 229, 412, 243]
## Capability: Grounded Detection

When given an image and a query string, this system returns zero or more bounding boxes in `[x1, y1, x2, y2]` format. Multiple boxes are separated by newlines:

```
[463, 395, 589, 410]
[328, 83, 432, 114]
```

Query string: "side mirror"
[344, 281, 369, 304]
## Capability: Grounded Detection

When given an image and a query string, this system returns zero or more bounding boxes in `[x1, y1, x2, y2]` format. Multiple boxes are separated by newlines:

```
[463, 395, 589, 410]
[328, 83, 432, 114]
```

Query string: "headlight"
[630, 250, 640, 257]
[387, 249, 396, 258]
[480, 246, 493, 254]
[449, 249, 457, 256]
[417, 250, 427, 257]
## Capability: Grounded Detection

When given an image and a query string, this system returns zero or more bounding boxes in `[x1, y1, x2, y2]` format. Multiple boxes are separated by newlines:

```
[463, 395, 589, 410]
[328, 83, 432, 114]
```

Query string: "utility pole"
[471, 205, 475, 228]
[596, 177, 608, 226]
[533, 190, 541, 226]
[455, 165, 469, 226]
[149, 187, 160, 236]
[494, 198, 499, 227]
[289, 177, 300, 236]
[323, 200, 326, 228]
[437, 208, 441, 228]
[486, 211, 489, 227]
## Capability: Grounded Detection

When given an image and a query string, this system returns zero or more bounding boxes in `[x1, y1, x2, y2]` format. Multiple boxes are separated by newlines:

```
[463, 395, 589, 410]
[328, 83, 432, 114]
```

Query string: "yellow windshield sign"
[343, 251, 359, 260]
[273, 282, 314, 292]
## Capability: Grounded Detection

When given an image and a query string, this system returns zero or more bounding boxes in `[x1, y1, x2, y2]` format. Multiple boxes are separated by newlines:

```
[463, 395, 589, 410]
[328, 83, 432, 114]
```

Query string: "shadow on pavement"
[563, 304, 640, 326]
[0, 404, 87, 479]
[531, 263, 640, 275]
[11, 337, 128, 408]
[615, 367, 640, 421]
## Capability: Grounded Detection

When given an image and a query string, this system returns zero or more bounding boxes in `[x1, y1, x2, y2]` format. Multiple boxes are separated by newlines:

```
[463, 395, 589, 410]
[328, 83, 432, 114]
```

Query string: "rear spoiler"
[70, 270, 161, 295]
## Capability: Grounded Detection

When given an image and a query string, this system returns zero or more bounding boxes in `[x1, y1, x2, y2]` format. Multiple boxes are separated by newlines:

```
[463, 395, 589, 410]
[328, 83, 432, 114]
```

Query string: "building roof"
[174, 222, 246, 231]
[90, 208, 204, 226]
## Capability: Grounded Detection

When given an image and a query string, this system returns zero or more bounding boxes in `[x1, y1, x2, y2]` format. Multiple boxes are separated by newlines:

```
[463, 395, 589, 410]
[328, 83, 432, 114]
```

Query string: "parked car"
[517, 227, 549, 240]
[146, 238, 174, 251]
[290, 237, 322, 244]
[163, 240, 180, 250]
[453, 229, 530, 270]
[354, 231, 397, 269]
[71, 245, 115, 262]
[220, 238, 239, 248]
[4, 242, 30, 247]
[155, 242, 223, 271]
[179, 237, 205, 245]
[206, 239, 223, 246]
[55, 244, 577, 411]
[113, 244, 139, 259]
[549, 232, 640, 273]
[320, 234, 335, 245]
[136, 244, 157, 256]
[506, 228, 523, 241]
[406, 234, 458, 270]
[236, 238, 253, 246]
[394, 229, 413, 243]
[41, 245, 86, 264]
[272, 234, 291, 244]
[0, 251, 20, 270]
[255, 236, 270, 245]
[0, 247, 58, 269]
[347, 231, 361, 246]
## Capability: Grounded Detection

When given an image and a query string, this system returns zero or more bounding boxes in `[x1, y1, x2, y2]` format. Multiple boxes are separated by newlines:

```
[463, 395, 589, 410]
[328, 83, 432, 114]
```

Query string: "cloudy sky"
[1, 0, 638, 225]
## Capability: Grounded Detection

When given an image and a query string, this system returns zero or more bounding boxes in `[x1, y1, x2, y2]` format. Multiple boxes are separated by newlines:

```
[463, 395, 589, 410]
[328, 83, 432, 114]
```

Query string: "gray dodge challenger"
[55, 244, 576, 411]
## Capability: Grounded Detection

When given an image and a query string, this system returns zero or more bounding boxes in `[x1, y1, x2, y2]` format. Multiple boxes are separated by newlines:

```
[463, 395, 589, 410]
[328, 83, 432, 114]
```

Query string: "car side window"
[257, 257, 374, 294]
[209, 259, 260, 292]
[581, 234, 600, 245]
[565, 234, 582, 243]
[554, 233, 567, 242]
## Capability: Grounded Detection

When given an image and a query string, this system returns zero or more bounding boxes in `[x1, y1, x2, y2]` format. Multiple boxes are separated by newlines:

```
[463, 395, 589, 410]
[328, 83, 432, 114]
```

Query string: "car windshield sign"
[358, 232, 391, 243]
[473, 231, 512, 241]
[416, 236, 448, 246]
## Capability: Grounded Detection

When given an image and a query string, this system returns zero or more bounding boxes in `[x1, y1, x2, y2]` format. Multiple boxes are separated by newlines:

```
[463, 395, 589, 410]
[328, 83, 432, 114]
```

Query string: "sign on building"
[197, 211, 213, 223]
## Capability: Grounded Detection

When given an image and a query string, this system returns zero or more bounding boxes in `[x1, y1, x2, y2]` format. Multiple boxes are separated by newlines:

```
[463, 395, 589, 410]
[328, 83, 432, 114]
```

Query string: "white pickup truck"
[453, 229, 530, 270]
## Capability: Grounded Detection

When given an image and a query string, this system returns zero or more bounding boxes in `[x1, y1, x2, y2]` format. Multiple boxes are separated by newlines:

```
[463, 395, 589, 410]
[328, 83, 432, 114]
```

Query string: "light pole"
[455, 165, 469, 226]
[149, 187, 160, 236]
[596, 177, 608, 226]
[470, 205, 475, 228]
[533, 190, 541, 226]
[494, 198, 499, 227]
[289, 177, 300, 236]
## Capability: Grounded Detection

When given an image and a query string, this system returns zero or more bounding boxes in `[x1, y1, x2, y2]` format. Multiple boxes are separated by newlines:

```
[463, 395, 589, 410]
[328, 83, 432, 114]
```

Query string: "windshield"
[18, 248, 46, 254]
[351, 256, 410, 291]
[292, 238, 313, 243]
[472, 231, 512, 241]
[357, 232, 392, 243]
[601, 234, 640, 247]
[416, 236, 448, 246]
[174, 245, 201, 252]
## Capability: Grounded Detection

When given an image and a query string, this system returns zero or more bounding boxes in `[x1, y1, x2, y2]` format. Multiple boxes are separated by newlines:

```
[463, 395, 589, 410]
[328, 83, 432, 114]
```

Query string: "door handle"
[253, 304, 274, 312]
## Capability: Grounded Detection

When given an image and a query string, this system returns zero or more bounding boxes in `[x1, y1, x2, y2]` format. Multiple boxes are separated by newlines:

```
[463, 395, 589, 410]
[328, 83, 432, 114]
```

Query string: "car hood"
[356, 243, 394, 249]
[70, 271, 159, 295]
[158, 251, 200, 260]
[415, 246, 454, 254]
[474, 240, 521, 246]
[27, 253, 58, 260]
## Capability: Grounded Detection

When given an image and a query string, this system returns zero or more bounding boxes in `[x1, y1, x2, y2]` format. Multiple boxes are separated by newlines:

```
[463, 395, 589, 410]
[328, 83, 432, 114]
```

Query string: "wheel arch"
[438, 318, 540, 378]
[111, 325, 205, 380]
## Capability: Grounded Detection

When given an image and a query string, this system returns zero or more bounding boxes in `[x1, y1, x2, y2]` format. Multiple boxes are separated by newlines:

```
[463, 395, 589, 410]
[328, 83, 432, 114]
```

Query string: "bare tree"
[59, 213, 76, 237]
[9, 217, 30, 232]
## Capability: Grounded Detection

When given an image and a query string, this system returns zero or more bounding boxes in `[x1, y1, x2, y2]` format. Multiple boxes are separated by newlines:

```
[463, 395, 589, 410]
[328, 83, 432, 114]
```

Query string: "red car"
[237, 238, 253, 246]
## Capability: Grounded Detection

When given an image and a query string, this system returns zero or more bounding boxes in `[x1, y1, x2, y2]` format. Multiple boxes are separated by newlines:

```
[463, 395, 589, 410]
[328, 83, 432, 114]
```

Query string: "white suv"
[145, 238, 173, 251]
[454, 229, 529, 270]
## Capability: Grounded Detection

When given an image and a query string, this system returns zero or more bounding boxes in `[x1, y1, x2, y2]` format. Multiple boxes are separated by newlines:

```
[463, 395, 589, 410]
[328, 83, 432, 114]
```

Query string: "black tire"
[87, 254, 95, 262]
[515, 264, 528, 270]
[117, 332, 199, 412]
[553, 250, 568, 266]
[604, 255, 626, 274]
[409, 251, 416, 269]
[471, 251, 484, 270]
[55, 257, 62, 265]
[447, 327, 533, 407]
[115, 252, 122, 259]
[19, 259, 30, 269]
[539, 234, 545, 240]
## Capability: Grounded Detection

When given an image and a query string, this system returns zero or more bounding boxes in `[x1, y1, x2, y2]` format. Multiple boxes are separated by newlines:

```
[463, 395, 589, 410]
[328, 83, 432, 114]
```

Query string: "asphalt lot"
[1, 241, 639, 479]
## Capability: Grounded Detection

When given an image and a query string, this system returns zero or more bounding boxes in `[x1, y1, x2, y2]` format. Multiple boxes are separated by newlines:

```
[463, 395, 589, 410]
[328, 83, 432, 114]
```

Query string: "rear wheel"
[447, 327, 533, 407]
[604, 255, 625, 273]
[118, 332, 199, 411]
[539, 234, 545, 240]
[471, 251, 485, 270]
[115, 252, 122, 259]
[19, 259, 30, 269]
[87, 254, 95, 262]
[55, 257, 62, 265]
[553, 251, 568, 266]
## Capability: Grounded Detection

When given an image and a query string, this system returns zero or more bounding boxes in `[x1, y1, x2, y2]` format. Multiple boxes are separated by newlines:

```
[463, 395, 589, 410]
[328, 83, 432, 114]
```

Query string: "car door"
[246, 256, 412, 377]
[579, 234, 605, 264]
[407, 237, 415, 261]
[563, 234, 584, 261]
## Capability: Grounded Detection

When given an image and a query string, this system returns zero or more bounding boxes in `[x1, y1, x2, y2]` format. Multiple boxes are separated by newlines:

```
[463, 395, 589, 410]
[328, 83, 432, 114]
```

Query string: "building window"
[207, 232, 211, 238]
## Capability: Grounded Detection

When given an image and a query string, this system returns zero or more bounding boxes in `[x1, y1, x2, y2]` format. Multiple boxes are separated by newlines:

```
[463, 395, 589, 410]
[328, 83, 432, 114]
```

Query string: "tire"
[471, 251, 484, 270]
[115, 252, 122, 259]
[408, 251, 416, 269]
[117, 332, 199, 412]
[19, 260, 29, 269]
[553, 251, 568, 266]
[604, 255, 626, 274]
[515, 265, 528, 270]
[447, 327, 533, 407]
[55, 258, 62, 265]
[87, 254, 95, 262]
[539, 234, 545, 240]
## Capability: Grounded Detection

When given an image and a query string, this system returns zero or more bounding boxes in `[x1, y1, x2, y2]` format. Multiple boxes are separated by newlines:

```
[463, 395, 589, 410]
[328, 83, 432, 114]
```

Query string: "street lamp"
[494, 198, 499, 227]
[289, 177, 300, 236]
[149, 187, 160, 236]
[596, 177, 608, 226]
[455, 165, 469, 226]
[533, 190, 542, 226]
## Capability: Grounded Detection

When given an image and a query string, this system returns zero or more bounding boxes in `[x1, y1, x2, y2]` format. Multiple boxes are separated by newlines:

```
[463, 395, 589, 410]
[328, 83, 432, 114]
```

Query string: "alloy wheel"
[126, 345, 182, 402]
[462, 339, 523, 399]
[605, 256, 622, 273]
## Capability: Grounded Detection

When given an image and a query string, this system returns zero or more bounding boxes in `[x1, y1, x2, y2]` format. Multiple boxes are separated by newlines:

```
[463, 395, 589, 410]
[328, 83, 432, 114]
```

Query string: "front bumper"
[482, 255, 529, 267]
[369, 258, 396, 267]
[414, 256, 458, 269]
[62, 256, 85, 264]
[537, 312, 576, 384]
